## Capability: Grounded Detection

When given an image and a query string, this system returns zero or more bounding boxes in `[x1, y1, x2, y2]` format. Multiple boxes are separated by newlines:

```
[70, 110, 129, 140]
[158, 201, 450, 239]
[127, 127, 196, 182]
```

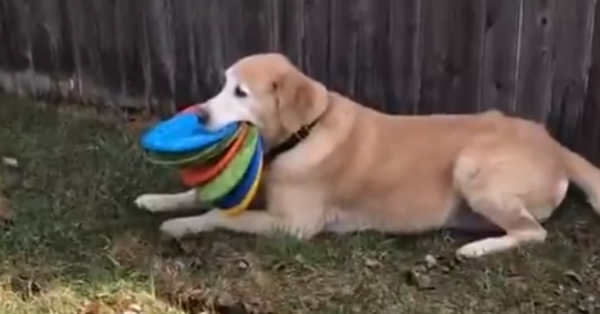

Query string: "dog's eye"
[234, 85, 247, 98]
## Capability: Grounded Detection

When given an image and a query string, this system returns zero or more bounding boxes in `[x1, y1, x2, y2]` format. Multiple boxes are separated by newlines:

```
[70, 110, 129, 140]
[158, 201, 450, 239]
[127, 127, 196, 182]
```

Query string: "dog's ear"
[271, 67, 316, 133]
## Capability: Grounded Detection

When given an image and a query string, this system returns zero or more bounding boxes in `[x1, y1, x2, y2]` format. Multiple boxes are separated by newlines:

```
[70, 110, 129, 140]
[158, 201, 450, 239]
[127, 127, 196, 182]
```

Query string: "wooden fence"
[1, 0, 600, 160]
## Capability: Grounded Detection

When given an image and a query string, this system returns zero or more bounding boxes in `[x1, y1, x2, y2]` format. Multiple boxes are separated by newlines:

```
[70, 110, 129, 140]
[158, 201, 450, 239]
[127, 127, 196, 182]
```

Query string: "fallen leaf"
[1, 157, 18, 168]
[565, 270, 583, 285]
[424, 254, 438, 269]
[238, 259, 250, 270]
[364, 257, 382, 268]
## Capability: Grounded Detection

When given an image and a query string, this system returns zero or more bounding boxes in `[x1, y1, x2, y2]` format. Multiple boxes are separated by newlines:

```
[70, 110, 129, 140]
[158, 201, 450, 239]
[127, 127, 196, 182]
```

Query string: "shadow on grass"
[0, 95, 600, 314]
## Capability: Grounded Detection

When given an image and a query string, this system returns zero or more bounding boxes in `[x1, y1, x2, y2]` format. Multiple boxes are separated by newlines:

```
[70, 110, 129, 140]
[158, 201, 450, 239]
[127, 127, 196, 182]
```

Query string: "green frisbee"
[196, 127, 259, 203]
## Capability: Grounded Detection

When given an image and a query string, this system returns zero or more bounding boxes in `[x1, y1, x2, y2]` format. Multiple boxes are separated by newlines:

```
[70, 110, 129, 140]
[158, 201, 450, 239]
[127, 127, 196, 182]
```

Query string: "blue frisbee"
[213, 139, 263, 210]
[140, 113, 239, 154]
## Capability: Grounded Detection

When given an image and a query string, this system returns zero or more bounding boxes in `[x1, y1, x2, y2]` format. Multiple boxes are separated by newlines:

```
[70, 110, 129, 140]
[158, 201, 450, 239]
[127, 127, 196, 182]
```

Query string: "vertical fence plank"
[353, 0, 391, 111]
[328, 0, 393, 110]
[27, 0, 54, 81]
[189, 0, 279, 106]
[26, 0, 75, 98]
[143, 0, 175, 115]
[1, 0, 28, 73]
[190, 0, 224, 102]
[172, 0, 196, 106]
[211, 0, 273, 69]
[480, 0, 521, 113]
[551, 0, 595, 150]
[329, 0, 391, 110]
[328, 0, 359, 100]
[203, 0, 227, 82]
[189, 0, 230, 103]
[303, 0, 330, 84]
[116, 0, 147, 108]
[277, 0, 303, 68]
[279, 0, 330, 84]
[66, 0, 105, 103]
[239, 0, 276, 55]
[0, 0, 15, 91]
[387, 0, 422, 114]
[211, 1, 243, 66]
[514, 0, 555, 122]
[191, 0, 229, 102]
[55, 0, 75, 88]
[95, 0, 123, 104]
[267, 0, 281, 53]
[418, 0, 486, 115]
[581, 2, 600, 163]
[8, 0, 36, 95]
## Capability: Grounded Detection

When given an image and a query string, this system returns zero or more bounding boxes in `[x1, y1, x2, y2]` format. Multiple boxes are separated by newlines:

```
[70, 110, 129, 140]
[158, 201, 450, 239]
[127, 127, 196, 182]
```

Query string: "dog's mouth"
[182, 103, 261, 133]
[206, 118, 258, 132]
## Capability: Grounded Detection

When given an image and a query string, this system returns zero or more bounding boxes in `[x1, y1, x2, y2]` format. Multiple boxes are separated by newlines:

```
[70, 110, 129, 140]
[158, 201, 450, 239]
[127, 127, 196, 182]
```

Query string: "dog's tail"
[561, 146, 600, 214]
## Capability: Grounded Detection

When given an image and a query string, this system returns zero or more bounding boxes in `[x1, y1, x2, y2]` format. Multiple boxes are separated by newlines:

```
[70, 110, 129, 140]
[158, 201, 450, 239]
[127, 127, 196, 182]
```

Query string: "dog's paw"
[456, 242, 489, 258]
[159, 219, 191, 239]
[134, 194, 171, 212]
[159, 216, 216, 238]
[456, 237, 518, 258]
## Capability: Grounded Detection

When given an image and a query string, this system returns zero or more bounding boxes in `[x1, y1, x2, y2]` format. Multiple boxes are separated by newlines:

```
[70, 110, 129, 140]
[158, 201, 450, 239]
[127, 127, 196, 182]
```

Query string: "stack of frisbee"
[140, 106, 263, 216]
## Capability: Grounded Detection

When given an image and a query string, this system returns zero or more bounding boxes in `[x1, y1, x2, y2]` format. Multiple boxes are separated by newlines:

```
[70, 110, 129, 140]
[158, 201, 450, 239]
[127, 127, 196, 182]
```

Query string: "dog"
[135, 53, 600, 258]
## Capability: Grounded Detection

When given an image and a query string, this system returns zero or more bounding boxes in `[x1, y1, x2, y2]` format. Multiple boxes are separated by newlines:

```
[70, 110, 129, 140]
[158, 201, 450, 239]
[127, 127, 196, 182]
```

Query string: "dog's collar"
[264, 118, 320, 163]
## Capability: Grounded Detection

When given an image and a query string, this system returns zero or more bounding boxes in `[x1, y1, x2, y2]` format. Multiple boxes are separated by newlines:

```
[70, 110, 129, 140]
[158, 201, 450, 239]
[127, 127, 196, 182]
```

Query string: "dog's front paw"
[134, 194, 170, 212]
[456, 237, 514, 258]
[159, 216, 216, 238]
[159, 219, 191, 239]
[456, 242, 489, 258]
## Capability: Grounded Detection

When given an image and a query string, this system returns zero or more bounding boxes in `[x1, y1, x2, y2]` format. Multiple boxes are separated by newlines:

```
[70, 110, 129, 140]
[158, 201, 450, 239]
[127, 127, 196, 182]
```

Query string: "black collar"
[264, 119, 320, 163]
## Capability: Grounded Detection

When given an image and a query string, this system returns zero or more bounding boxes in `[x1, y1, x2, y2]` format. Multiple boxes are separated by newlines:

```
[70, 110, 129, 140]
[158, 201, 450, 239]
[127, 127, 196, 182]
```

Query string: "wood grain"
[0, 0, 597, 160]
[479, 0, 521, 113]
[418, 0, 486, 114]
[515, 0, 555, 122]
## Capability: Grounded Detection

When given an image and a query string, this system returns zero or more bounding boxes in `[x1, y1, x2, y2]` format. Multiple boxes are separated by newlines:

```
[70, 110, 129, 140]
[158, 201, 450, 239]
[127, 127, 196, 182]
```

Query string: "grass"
[0, 95, 599, 314]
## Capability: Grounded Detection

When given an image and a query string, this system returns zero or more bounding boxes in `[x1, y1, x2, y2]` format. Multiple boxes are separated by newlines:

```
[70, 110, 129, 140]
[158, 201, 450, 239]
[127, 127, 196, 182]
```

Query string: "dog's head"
[198, 53, 328, 147]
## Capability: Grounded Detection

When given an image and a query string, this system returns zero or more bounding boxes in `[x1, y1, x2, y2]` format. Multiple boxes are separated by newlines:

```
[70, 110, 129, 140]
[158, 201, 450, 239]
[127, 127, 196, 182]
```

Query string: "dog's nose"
[196, 104, 210, 122]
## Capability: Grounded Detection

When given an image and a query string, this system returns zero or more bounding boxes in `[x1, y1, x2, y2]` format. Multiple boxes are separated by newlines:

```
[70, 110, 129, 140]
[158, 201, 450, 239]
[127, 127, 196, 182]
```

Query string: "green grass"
[0, 95, 599, 314]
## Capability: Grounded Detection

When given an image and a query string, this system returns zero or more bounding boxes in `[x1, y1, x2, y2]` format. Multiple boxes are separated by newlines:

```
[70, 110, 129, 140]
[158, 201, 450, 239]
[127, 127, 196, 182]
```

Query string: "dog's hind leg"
[135, 189, 200, 212]
[454, 199, 548, 258]
[452, 150, 563, 258]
